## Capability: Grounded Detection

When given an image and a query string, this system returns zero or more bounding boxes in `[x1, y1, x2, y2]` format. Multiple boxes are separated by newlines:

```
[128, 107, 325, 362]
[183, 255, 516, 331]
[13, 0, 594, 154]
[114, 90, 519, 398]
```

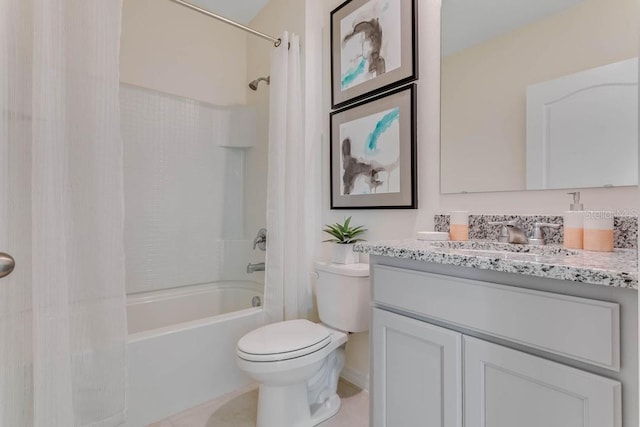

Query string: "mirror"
[440, 0, 638, 194]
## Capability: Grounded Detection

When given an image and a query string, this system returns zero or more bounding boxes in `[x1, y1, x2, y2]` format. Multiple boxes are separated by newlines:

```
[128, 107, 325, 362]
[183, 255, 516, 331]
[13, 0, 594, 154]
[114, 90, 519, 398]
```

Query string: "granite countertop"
[354, 239, 638, 290]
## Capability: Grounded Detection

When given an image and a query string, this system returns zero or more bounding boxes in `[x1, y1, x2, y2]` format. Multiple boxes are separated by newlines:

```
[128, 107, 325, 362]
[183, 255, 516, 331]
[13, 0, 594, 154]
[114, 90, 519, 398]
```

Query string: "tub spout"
[247, 262, 265, 273]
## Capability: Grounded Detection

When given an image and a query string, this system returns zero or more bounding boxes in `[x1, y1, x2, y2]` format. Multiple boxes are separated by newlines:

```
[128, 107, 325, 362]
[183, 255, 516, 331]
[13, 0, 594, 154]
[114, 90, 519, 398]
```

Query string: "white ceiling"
[187, 0, 270, 24]
[442, 0, 586, 56]
[182, 0, 587, 54]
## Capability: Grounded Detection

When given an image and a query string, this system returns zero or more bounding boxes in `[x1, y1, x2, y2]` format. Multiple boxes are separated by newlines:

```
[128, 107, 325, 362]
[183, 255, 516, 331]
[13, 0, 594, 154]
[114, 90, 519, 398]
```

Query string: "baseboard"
[340, 366, 369, 391]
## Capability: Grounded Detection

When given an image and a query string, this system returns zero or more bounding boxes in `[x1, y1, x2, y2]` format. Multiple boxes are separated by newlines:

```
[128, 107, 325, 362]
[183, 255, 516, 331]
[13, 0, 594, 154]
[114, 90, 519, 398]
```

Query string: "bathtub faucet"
[247, 262, 265, 273]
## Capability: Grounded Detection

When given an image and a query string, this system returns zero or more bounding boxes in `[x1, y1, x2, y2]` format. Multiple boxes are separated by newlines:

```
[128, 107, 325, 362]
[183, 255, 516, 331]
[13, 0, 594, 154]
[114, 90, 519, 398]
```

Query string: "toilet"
[236, 261, 370, 427]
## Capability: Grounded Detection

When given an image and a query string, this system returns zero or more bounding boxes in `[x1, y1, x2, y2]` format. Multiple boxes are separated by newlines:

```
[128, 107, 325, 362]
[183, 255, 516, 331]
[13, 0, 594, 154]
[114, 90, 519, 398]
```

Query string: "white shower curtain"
[0, 0, 127, 426]
[264, 32, 314, 322]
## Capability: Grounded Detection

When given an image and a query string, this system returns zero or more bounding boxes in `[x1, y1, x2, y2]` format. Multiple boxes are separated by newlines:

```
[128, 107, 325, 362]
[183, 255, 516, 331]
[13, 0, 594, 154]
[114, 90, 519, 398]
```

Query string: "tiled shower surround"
[434, 214, 638, 249]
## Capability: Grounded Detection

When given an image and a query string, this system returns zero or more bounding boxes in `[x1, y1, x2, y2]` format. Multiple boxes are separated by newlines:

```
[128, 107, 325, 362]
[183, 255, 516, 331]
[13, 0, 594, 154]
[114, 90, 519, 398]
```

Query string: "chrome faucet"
[253, 228, 267, 251]
[247, 262, 265, 273]
[528, 223, 561, 246]
[488, 220, 529, 244]
[489, 221, 560, 245]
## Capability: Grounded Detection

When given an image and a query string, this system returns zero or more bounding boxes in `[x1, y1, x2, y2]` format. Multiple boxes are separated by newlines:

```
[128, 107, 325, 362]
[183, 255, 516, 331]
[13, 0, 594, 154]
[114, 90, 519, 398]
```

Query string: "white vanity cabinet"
[464, 337, 621, 427]
[371, 308, 462, 427]
[370, 261, 634, 427]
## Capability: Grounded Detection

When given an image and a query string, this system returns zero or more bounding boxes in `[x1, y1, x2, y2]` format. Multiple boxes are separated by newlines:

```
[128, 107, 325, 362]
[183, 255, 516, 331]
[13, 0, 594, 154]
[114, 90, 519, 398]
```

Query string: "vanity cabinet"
[371, 308, 462, 427]
[370, 262, 631, 427]
[464, 337, 620, 427]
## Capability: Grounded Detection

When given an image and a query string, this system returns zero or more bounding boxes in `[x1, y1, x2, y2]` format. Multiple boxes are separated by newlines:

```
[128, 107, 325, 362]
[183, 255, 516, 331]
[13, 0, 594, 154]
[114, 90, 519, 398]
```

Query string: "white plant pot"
[331, 243, 359, 264]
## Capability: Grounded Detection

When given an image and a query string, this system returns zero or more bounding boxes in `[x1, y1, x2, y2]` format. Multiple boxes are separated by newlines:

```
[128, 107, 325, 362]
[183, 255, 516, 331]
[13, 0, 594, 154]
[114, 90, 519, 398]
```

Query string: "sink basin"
[430, 241, 580, 258]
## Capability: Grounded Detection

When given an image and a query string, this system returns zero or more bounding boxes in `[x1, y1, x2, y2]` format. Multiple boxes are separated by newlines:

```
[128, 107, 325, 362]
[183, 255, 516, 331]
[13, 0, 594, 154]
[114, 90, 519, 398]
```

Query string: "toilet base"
[256, 383, 342, 427]
[310, 393, 341, 425]
[254, 346, 346, 426]
[257, 382, 312, 427]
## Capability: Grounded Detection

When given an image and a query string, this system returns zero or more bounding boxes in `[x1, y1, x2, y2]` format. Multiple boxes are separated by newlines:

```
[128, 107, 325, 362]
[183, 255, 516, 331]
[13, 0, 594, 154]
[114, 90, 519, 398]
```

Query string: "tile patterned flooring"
[150, 380, 369, 427]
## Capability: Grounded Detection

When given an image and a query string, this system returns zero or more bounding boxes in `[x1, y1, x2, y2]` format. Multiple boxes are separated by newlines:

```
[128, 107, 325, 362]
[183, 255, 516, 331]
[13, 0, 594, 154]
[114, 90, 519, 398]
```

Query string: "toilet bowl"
[236, 262, 370, 427]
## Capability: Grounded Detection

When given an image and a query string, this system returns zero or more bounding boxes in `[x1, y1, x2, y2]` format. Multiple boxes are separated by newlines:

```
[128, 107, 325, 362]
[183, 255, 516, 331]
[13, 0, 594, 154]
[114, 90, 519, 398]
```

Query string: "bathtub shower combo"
[121, 84, 269, 426]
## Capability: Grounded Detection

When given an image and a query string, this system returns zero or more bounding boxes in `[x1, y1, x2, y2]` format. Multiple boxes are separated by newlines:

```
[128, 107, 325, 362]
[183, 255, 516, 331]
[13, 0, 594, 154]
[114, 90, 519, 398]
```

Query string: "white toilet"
[236, 261, 370, 427]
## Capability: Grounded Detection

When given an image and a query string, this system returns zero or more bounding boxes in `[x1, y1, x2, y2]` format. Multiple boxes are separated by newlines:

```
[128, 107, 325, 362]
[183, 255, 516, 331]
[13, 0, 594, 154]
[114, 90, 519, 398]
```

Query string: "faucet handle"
[488, 220, 527, 244]
[488, 221, 510, 243]
[529, 223, 561, 246]
[253, 228, 267, 251]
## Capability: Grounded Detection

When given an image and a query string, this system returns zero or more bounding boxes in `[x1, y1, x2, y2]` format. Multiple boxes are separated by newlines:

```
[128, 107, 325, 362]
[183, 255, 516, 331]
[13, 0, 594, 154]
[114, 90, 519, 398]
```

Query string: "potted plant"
[323, 216, 367, 264]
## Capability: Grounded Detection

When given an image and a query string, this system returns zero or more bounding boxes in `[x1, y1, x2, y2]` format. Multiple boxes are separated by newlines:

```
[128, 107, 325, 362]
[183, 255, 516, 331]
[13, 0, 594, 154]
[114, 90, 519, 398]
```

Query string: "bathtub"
[125, 281, 265, 427]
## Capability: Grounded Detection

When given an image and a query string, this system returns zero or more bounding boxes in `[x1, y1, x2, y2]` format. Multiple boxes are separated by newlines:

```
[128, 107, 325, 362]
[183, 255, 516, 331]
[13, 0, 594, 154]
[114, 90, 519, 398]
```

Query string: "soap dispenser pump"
[568, 192, 583, 211]
[564, 192, 584, 249]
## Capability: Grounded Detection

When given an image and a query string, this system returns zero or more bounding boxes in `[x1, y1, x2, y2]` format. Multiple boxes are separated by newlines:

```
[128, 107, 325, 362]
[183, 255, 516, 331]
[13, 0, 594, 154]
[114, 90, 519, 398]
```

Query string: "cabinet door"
[372, 308, 462, 427]
[464, 336, 621, 427]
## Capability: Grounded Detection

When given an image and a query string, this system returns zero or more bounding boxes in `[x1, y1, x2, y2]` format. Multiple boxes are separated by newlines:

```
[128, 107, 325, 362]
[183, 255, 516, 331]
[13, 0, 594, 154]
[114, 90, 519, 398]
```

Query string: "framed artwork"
[330, 84, 417, 209]
[330, 0, 418, 109]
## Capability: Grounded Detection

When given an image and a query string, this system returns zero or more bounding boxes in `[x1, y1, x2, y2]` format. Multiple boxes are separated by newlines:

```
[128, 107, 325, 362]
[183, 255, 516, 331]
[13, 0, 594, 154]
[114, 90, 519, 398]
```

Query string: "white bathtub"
[125, 281, 265, 427]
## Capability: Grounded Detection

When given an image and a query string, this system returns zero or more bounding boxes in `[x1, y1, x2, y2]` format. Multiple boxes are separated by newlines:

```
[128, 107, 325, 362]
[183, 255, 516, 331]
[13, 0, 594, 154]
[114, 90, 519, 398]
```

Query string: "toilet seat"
[236, 319, 332, 362]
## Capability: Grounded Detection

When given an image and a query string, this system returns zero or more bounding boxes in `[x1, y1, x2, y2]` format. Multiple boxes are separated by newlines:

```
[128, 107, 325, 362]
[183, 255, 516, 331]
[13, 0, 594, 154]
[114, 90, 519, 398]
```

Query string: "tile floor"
[150, 379, 369, 427]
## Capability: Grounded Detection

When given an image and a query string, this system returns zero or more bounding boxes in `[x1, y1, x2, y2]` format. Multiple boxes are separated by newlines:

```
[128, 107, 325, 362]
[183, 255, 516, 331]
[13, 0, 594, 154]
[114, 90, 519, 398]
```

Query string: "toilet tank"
[314, 261, 370, 333]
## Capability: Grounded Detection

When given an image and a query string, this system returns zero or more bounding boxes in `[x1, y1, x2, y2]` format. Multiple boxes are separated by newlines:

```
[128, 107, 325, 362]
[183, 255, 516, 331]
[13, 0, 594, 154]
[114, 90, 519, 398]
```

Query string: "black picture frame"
[330, 0, 418, 109]
[330, 84, 417, 209]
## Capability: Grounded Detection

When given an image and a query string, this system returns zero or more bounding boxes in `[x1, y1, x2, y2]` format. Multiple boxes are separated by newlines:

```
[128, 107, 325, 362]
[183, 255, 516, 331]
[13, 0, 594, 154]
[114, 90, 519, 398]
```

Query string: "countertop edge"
[354, 240, 638, 290]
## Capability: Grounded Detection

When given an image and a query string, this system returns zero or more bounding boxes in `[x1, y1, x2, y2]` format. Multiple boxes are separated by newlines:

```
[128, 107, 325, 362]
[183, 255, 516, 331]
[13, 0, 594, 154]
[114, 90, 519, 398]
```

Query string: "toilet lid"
[237, 319, 331, 362]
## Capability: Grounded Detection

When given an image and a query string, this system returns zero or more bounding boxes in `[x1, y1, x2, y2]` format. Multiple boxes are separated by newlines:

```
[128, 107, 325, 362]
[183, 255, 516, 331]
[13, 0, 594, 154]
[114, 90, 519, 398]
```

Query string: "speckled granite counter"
[354, 239, 638, 289]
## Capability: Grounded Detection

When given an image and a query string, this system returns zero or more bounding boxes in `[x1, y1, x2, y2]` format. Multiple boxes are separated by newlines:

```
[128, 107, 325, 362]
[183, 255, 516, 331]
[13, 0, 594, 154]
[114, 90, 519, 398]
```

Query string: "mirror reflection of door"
[526, 58, 637, 190]
[440, 0, 638, 194]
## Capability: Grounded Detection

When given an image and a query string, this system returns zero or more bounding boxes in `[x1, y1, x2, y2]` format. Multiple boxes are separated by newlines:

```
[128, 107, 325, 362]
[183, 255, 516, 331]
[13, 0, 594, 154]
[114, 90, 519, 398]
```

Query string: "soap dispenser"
[563, 192, 584, 249]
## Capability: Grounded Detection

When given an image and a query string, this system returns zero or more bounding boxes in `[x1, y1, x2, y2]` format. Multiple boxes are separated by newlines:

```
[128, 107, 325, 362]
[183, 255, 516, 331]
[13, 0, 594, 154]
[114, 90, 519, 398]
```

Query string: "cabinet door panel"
[464, 336, 621, 427]
[372, 308, 462, 427]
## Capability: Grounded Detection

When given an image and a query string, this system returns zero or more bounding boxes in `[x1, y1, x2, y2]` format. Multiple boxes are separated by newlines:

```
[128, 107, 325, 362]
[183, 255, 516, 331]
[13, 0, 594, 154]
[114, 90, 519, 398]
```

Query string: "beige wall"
[238, 0, 376, 390]
[120, 0, 639, 393]
[318, 0, 424, 390]
[441, 0, 638, 193]
[120, 0, 247, 105]
[317, 1, 638, 235]
[243, 0, 306, 242]
[314, 0, 639, 389]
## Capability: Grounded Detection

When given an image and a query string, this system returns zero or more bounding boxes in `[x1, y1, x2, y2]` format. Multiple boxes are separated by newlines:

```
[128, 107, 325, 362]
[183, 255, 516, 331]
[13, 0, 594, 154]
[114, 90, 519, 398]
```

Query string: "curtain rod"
[167, 0, 282, 47]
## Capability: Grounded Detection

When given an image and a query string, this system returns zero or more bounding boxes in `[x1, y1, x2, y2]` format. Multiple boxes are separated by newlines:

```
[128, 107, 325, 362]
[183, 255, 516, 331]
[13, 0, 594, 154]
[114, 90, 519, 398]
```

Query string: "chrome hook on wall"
[253, 228, 267, 251]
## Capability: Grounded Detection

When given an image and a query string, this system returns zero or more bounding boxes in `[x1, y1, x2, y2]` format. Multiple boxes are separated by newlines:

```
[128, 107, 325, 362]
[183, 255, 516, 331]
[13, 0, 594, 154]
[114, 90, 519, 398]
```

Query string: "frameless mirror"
[440, 0, 638, 194]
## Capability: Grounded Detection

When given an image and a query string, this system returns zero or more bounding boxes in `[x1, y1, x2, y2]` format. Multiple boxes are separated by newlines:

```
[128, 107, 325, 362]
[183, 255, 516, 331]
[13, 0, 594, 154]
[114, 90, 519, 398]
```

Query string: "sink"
[430, 241, 580, 258]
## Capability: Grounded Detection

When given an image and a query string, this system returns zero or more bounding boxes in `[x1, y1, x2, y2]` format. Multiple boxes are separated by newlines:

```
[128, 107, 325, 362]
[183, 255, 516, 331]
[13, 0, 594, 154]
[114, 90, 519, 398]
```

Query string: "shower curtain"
[0, 0, 127, 425]
[264, 32, 314, 322]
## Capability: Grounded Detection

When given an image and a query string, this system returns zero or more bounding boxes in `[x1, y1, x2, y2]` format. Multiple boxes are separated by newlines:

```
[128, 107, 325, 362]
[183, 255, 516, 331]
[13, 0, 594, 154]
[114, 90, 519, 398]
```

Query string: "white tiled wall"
[120, 84, 257, 294]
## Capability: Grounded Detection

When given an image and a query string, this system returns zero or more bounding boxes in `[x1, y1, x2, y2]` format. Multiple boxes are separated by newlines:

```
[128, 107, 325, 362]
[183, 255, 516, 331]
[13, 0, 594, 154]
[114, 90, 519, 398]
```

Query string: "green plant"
[323, 216, 367, 244]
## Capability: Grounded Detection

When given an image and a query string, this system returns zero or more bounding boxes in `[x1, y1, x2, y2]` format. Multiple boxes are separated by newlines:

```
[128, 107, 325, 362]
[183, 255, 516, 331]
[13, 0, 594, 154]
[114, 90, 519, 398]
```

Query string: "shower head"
[249, 76, 270, 91]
